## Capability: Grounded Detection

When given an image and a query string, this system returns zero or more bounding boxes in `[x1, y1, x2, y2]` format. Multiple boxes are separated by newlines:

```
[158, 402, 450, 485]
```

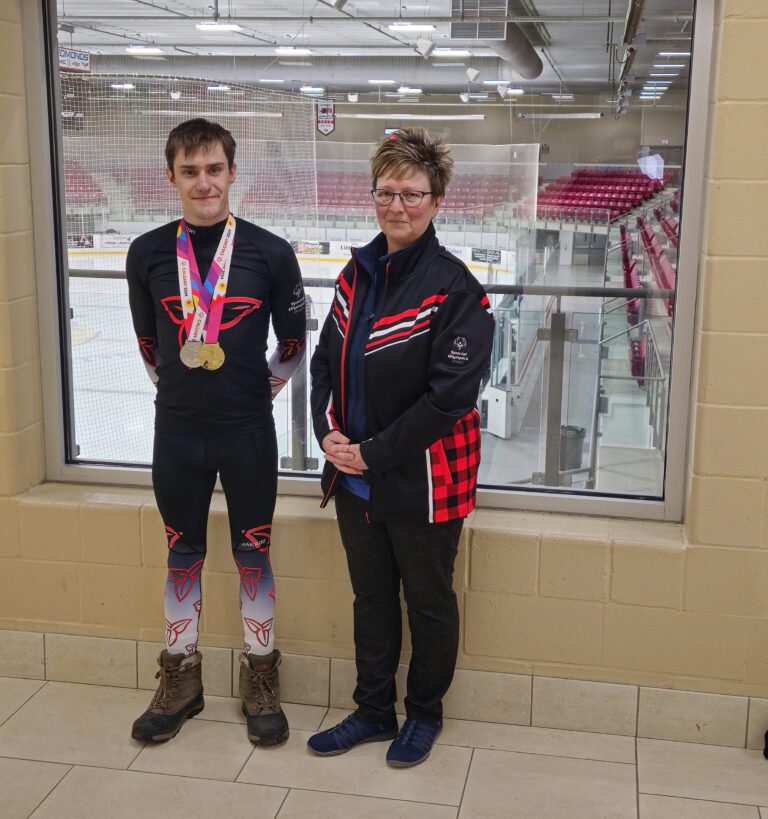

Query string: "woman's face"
[373, 168, 443, 254]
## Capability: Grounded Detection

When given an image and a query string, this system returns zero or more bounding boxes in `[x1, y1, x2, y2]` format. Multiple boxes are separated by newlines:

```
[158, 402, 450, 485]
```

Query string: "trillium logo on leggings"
[168, 559, 204, 601]
[235, 560, 263, 601]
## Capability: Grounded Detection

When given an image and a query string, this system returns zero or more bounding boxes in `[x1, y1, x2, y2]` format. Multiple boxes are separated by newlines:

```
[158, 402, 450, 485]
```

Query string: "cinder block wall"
[3, 0, 768, 698]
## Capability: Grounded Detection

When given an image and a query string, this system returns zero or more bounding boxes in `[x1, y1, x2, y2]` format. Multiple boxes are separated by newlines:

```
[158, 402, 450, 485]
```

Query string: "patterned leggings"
[152, 427, 278, 656]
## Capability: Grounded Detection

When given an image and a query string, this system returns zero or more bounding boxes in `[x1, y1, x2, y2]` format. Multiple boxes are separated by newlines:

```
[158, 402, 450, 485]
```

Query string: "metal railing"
[69, 266, 673, 492]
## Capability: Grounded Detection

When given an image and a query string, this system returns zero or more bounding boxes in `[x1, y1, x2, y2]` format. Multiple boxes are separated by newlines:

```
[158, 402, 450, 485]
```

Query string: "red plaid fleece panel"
[428, 409, 482, 523]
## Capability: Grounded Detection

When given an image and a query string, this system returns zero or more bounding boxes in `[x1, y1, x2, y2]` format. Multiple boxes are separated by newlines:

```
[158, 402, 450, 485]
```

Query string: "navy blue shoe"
[307, 713, 398, 756]
[386, 718, 442, 768]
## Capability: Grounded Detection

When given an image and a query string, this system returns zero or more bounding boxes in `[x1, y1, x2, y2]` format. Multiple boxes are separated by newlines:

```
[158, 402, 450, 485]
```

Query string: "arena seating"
[619, 223, 641, 326]
[112, 168, 177, 213]
[310, 170, 515, 219]
[64, 160, 107, 206]
[629, 335, 646, 386]
[636, 216, 676, 317]
[537, 168, 669, 222]
[658, 214, 679, 248]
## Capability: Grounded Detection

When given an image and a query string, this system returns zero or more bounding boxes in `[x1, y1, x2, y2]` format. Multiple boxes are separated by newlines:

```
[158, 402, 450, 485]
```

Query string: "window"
[29, 0, 712, 519]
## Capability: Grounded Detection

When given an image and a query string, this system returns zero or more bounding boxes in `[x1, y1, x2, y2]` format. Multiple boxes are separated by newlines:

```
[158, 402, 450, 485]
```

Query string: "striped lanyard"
[176, 213, 236, 344]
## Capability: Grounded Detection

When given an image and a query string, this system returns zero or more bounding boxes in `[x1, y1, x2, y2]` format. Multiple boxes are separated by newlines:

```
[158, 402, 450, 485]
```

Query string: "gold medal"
[180, 339, 202, 368]
[199, 342, 225, 370]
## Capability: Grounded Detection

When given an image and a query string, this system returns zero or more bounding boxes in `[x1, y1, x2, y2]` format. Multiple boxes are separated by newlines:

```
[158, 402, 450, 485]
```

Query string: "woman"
[308, 129, 494, 767]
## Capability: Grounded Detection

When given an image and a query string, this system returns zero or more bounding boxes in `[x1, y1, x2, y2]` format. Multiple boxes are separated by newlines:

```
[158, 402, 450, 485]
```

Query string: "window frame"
[23, 0, 716, 521]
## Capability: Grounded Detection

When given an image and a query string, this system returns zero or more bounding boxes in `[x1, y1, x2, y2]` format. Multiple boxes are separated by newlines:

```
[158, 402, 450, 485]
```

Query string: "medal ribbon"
[176, 214, 236, 344]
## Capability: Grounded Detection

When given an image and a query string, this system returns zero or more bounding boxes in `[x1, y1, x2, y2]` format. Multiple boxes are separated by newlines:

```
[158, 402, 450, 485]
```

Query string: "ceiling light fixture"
[551, 94, 574, 100]
[207, 84, 230, 91]
[338, 113, 485, 121]
[258, 79, 285, 83]
[388, 22, 436, 32]
[657, 51, 690, 56]
[330, 0, 348, 8]
[518, 112, 603, 120]
[276, 46, 312, 55]
[650, 72, 677, 77]
[196, 21, 242, 31]
[300, 85, 324, 94]
[278, 61, 313, 66]
[653, 63, 685, 68]
[126, 46, 163, 55]
[110, 83, 135, 90]
[367, 79, 396, 85]
[397, 86, 423, 94]
[433, 48, 471, 57]
[466, 67, 480, 82]
[347, 92, 358, 102]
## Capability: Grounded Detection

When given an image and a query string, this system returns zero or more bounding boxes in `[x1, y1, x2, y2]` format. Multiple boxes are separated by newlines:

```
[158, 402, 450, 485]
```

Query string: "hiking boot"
[239, 649, 289, 746]
[131, 650, 204, 743]
[386, 718, 442, 768]
[307, 712, 398, 756]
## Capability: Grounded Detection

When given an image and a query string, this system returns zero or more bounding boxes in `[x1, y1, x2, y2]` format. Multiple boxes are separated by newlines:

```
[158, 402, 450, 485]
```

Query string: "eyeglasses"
[371, 189, 434, 207]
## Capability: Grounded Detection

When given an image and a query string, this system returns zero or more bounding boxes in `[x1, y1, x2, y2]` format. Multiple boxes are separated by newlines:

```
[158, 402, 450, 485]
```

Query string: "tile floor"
[2, 675, 768, 818]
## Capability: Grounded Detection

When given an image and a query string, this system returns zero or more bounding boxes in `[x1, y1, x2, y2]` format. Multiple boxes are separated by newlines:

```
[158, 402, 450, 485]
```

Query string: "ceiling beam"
[59, 14, 693, 25]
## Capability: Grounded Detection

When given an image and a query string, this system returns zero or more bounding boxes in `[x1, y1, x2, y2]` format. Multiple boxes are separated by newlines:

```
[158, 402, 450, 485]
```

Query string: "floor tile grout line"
[457, 745, 475, 812]
[25, 762, 76, 819]
[253, 784, 462, 808]
[273, 787, 292, 818]
[0, 679, 49, 729]
[638, 790, 765, 809]
[634, 736, 640, 819]
[232, 741, 258, 783]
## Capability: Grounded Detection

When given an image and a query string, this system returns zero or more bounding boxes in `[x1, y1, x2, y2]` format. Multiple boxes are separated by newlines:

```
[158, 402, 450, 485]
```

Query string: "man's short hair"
[370, 128, 454, 199]
[165, 118, 237, 171]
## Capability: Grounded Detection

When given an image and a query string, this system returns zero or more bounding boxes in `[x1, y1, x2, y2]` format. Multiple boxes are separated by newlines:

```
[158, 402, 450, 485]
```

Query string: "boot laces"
[151, 664, 182, 712]
[245, 664, 278, 710]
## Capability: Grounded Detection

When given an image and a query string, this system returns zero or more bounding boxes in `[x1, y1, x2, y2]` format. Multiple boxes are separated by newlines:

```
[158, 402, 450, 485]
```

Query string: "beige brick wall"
[3, 0, 768, 699]
[689, 0, 768, 549]
[0, 0, 44, 497]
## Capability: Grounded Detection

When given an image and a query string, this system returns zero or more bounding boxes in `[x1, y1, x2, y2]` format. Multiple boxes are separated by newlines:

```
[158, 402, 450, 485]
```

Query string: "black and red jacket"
[310, 222, 494, 523]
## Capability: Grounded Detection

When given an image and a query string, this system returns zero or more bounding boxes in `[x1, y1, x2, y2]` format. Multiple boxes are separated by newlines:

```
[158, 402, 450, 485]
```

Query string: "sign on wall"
[58, 48, 91, 73]
[471, 247, 502, 264]
[316, 101, 335, 136]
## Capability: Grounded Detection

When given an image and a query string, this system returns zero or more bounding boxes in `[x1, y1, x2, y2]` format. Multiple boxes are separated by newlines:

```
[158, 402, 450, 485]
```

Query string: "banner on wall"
[58, 48, 91, 73]
[471, 247, 502, 264]
[316, 101, 335, 136]
[291, 240, 330, 255]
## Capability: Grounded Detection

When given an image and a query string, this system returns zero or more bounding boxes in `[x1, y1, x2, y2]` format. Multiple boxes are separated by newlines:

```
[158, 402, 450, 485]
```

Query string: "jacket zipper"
[322, 256, 359, 507]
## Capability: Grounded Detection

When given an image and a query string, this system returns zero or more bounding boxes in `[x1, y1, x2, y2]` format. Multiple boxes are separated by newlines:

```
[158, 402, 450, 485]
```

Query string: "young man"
[127, 118, 306, 745]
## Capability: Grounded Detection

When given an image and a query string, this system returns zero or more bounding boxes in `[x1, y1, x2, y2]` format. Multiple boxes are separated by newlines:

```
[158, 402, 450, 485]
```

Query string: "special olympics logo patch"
[289, 282, 306, 313]
[448, 335, 470, 364]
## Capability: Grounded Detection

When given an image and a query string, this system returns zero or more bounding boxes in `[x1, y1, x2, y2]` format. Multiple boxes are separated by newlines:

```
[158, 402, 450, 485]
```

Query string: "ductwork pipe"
[485, 23, 543, 80]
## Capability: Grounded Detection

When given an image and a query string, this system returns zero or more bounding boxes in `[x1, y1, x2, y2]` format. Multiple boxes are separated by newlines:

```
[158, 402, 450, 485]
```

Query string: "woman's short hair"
[165, 118, 237, 170]
[370, 128, 454, 199]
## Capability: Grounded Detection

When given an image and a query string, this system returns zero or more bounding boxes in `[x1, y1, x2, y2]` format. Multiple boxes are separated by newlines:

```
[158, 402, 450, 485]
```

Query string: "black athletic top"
[127, 216, 306, 435]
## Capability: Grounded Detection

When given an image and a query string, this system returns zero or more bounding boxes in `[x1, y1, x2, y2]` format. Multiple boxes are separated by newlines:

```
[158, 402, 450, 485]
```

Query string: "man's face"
[167, 141, 236, 226]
